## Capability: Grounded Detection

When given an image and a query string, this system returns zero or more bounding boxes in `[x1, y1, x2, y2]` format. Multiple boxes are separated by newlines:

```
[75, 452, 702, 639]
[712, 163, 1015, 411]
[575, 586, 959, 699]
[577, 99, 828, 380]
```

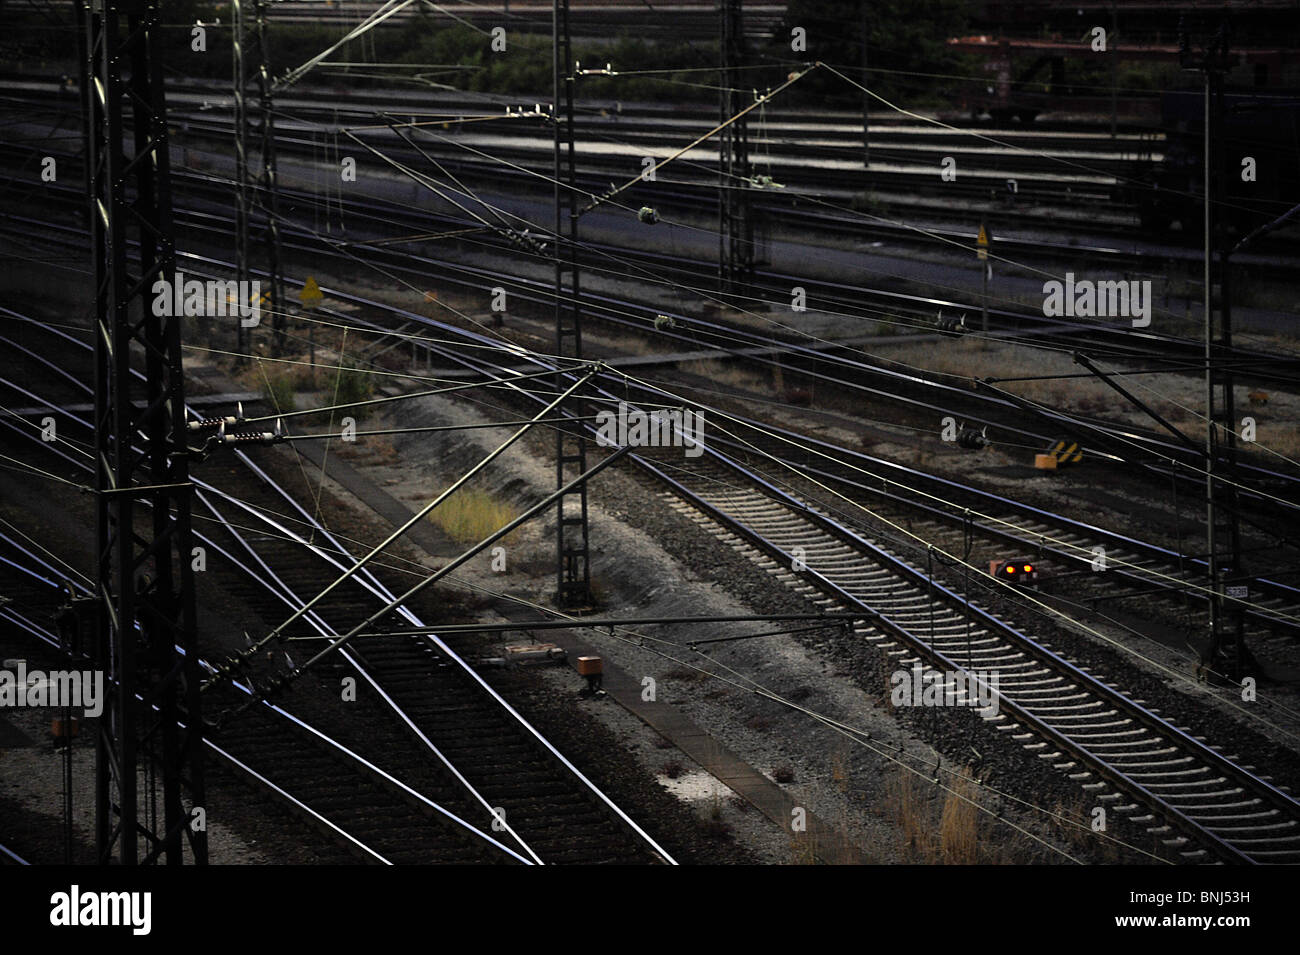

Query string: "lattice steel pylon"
[718, 0, 753, 296]
[81, 0, 208, 864]
[1180, 17, 1247, 681]
[552, 0, 593, 608]
[233, 0, 286, 356]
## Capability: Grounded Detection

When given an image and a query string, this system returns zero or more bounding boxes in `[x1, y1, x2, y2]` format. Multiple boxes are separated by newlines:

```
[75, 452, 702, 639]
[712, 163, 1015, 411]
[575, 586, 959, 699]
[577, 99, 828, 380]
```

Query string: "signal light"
[989, 559, 1038, 585]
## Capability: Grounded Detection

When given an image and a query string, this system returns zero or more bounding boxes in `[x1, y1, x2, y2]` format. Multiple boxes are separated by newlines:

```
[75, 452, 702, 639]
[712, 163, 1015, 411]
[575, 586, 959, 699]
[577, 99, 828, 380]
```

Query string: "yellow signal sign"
[977, 224, 990, 260]
[299, 276, 324, 306]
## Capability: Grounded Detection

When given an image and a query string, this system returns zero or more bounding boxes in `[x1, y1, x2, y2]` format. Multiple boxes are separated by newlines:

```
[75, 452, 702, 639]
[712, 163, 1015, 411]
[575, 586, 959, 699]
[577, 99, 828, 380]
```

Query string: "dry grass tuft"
[336, 434, 400, 465]
[426, 488, 518, 545]
[888, 770, 936, 860]
[679, 357, 769, 392]
[886, 765, 982, 863]
[260, 372, 297, 413]
[937, 767, 981, 864]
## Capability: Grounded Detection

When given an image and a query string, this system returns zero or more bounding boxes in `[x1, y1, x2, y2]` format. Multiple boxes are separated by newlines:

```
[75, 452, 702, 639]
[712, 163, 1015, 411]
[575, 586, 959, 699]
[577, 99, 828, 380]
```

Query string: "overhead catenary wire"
[10, 11, 1300, 862]
[167, 259, 1300, 732]
[2, 324, 1258, 862]
[119, 223, 1300, 634]
[259, 366, 598, 650]
[602, 364, 1300, 705]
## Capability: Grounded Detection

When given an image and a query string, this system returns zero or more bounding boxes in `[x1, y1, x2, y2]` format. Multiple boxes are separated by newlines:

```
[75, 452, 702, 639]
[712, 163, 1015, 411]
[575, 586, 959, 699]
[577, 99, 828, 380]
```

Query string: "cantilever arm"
[1072, 351, 1200, 451]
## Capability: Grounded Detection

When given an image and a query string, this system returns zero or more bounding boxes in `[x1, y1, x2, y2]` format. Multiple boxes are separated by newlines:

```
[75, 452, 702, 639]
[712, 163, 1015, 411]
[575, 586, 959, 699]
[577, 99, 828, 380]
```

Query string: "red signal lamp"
[989, 559, 1038, 585]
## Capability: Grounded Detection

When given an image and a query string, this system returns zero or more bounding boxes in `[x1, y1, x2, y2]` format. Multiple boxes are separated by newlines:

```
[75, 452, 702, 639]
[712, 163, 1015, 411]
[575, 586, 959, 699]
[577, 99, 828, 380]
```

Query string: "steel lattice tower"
[81, 0, 208, 864]
[719, 0, 753, 296]
[552, 0, 593, 608]
[233, 0, 286, 357]
[1181, 18, 1247, 681]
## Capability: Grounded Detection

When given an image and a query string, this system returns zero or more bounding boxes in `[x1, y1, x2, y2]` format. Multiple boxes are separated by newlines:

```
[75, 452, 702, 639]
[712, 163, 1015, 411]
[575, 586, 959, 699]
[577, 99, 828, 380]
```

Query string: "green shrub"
[334, 362, 374, 416]
[261, 373, 297, 413]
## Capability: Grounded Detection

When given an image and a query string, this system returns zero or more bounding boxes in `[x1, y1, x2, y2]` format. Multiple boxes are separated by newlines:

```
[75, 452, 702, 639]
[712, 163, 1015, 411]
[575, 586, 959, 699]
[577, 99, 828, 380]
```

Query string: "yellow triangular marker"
[299, 276, 324, 306]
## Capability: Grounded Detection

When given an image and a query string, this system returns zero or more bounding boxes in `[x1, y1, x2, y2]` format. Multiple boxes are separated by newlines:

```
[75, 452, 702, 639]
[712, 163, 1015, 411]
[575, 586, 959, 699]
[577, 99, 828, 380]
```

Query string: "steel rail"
[11, 166, 1300, 412]
[6, 209, 1299, 546]
[598, 369, 1300, 630]
[0, 414, 532, 865]
[649, 444, 1300, 856]
[172, 285, 1300, 864]
[14, 149, 1300, 385]
[13, 82, 1300, 261]
[700, 414, 1300, 619]
[0, 325, 562, 865]
[6, 228, 1300, 860]
[0, 844, 30, 866]
[188, 485, 546, 865]
[0, 539, 531, 865]
[0, 312, 678, 865]
[291, 282, 1300, 863]
[11, 207, 1272, 590]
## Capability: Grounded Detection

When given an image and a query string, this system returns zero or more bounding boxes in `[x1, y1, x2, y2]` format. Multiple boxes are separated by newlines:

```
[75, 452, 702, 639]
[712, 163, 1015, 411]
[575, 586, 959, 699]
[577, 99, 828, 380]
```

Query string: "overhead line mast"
[718, 0, 754, 297]
[1180, 15, 1248, 683]
[553, 0, 594, 609]
[80, 0, 207, 865]
[233, 0, 286, 358]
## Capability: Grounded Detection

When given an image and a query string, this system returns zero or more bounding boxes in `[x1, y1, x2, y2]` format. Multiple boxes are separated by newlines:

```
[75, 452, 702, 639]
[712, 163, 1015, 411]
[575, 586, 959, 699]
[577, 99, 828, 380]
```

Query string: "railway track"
[0, 533, 529, 865]
[419, 325, 1300, 862]
[298, 274, 1300, 862]
[10, 201, 1296, 654]
[131, 209, 1300, 518]
[8, 196, 1300, 643]
[8, 264, 1300, 863]
[640, 451, 1300, 862]
[28, 138, 1292, 390]
[8, 183, 1300, 503]
[15, 80, 1299, 262]
[670, 413, 1300, 643]
[191, 273, 1300, 863]
[0, 315, 674, 865]
[6, 175, 1300, 860]
[0, 136, 1207, 282]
